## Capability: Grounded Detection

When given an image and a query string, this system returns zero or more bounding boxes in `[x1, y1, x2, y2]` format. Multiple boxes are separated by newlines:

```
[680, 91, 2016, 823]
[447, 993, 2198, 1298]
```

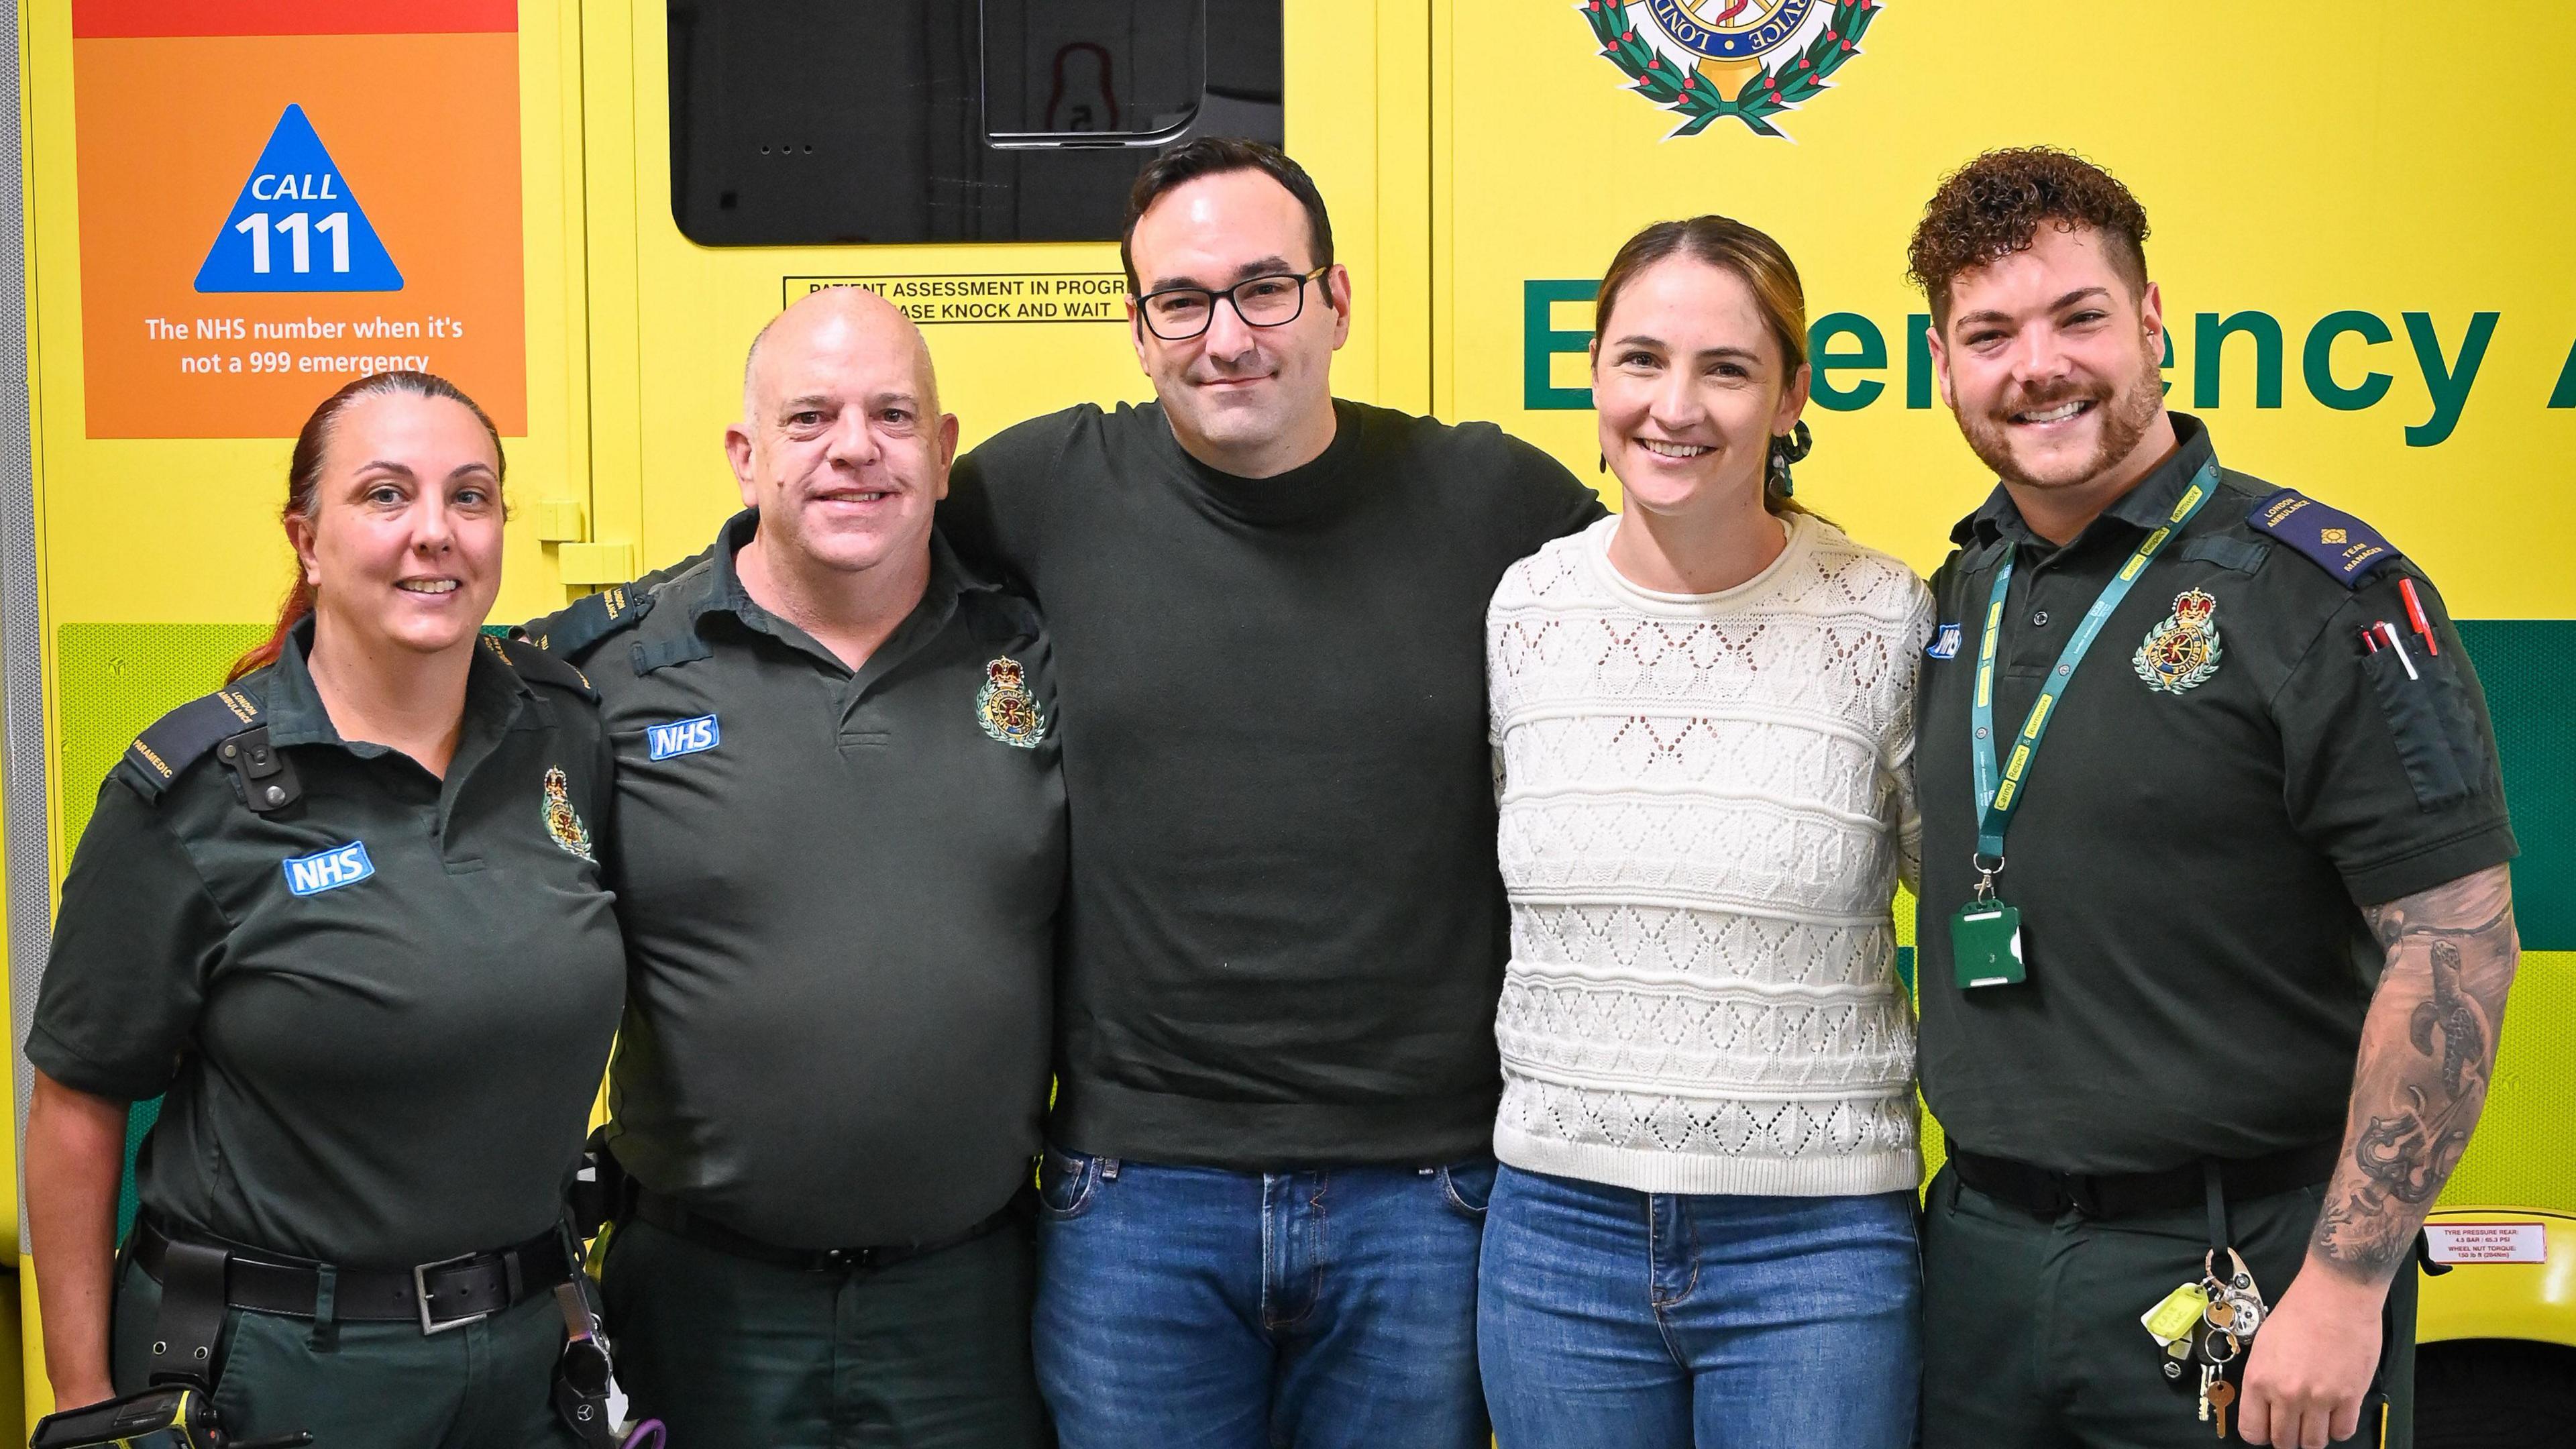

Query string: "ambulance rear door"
[576, 0, 1431, 579]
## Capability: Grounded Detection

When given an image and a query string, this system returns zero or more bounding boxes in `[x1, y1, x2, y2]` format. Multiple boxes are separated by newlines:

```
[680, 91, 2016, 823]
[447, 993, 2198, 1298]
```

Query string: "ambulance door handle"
[979, 0, 1203, 150]
[556, 542, 637, 586]
[533, 500, 586, 542]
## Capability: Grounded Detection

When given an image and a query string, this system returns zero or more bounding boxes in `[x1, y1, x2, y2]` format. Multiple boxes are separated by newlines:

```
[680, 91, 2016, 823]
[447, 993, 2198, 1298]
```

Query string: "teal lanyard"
[1970, 462, 2218, 881]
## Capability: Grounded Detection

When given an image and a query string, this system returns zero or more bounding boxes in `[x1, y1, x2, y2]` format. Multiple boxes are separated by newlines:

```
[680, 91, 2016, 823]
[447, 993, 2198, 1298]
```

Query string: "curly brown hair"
[1906, 148, 2150, 327]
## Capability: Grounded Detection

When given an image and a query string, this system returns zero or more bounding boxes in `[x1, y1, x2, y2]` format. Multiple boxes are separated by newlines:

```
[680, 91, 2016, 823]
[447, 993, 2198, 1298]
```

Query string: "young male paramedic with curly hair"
[1905, 148, 2518, 1449]
[939, 138, 1603, 1449]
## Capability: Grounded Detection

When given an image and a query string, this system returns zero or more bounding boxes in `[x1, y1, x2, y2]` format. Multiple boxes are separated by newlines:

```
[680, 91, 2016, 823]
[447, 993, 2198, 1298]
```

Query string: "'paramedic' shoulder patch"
[2246, 489, 2402, 588]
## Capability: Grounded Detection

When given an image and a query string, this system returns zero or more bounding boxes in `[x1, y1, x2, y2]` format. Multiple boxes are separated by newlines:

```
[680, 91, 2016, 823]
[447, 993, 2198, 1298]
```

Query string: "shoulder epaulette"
[2245, 489, 2404, 589]
[121, 686, 266, 800]
[486, 633, 600, 701]
[522, 584, 655, 661]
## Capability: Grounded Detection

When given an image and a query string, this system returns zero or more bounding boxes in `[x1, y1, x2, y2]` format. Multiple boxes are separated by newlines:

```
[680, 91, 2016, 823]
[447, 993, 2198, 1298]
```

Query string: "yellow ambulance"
[8, 0, 2569, 1434]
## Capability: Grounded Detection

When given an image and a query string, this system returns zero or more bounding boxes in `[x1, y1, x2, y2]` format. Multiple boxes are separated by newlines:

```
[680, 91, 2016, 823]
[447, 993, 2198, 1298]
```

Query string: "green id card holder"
[1951, 900, 2025, 987]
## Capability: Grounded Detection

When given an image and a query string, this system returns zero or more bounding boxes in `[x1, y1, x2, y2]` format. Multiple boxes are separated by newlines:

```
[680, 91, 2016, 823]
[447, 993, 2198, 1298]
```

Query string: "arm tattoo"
[2310, 865, 2518, 1283]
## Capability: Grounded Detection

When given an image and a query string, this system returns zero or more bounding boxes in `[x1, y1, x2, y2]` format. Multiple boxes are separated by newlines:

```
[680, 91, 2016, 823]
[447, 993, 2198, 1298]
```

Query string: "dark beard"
[1958, 352, 2163, 490]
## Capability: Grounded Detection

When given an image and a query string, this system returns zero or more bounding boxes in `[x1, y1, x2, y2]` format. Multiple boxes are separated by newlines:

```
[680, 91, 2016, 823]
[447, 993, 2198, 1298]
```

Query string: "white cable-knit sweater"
[1486, 512, 1936, 1197]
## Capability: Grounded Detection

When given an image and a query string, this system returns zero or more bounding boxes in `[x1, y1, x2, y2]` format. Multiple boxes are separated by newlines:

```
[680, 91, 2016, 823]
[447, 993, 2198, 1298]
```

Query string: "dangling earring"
[1597, 453, 1607, 474]
[1766, 419, 1813, 499]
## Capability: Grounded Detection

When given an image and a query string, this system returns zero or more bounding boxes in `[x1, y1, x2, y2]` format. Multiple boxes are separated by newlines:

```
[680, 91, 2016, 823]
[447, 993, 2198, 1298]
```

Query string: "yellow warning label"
[784, 273, 1126, 325]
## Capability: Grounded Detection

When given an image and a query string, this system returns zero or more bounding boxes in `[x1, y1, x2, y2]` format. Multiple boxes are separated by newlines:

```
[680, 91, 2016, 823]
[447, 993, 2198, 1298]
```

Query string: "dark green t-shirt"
[27, 625, 625, 1267]
[941, 399, 1605, 1171]
[1915, 414, 2517, 1174]
[529, 514, 1064, 1250]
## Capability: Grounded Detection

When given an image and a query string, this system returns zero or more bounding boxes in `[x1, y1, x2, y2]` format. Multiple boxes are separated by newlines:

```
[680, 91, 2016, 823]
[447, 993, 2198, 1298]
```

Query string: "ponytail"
[228, 576, 318, 684]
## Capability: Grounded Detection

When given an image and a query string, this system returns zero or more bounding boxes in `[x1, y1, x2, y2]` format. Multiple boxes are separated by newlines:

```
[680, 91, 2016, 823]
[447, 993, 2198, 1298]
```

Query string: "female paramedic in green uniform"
[21, 371, 627, 1446]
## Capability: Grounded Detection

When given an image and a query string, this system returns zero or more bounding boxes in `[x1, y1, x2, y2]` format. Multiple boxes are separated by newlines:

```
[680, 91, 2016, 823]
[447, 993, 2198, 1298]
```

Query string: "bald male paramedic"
[529, 287, 1063, 1448]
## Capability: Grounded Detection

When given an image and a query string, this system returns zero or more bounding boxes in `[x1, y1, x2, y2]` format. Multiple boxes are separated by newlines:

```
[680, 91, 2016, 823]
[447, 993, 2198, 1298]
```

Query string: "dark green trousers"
[111, 1255, 578, 1448]
[1920, 1165, 2416, 1449]
[600, 1212, 1049, 1449]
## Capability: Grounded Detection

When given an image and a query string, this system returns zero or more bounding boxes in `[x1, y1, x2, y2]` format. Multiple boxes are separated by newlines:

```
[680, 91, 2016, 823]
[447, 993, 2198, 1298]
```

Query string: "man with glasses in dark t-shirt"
[940, 138, 1603, 1448]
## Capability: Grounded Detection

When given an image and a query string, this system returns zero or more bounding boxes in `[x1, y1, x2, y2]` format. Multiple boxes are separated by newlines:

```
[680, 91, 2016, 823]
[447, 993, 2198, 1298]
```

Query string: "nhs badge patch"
[1926, 625, 1962, 659]
[647, 714, 720, 760]
[282, 841, 374, 896]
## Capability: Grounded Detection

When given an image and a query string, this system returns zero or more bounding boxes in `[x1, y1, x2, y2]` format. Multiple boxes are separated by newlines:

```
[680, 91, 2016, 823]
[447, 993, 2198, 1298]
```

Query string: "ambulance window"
[667, 1, 1285, 246]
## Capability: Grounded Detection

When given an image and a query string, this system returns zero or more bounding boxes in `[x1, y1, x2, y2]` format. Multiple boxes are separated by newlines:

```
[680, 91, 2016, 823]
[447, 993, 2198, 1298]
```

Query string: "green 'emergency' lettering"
[2402, 311, 2498, 447]
[1517, 284, 2516, 447]
[1807, 313, 1886, 412]
[2303, 311, 2396, 411]
[2195, 311, 2285, 409]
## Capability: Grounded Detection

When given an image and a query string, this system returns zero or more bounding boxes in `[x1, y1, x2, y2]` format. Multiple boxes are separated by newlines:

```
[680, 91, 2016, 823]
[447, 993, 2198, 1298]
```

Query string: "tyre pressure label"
[71, 0, 526, 437]
[2421, 1220, 2548, 1265]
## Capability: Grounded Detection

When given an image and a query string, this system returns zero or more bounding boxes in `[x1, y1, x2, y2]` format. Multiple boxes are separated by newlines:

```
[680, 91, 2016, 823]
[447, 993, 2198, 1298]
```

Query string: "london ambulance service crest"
[976, 657, 1048, 748]
[542, 767, 596, 861]
[1578, 0, 1881, 139]
[2133, 589, 2225, 695]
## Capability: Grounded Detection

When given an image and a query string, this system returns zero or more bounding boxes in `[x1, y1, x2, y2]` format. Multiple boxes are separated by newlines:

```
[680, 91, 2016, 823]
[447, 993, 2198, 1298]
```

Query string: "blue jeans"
[1033, 1147, 1496, 1449]
[1478, 1164, 1921, 1449]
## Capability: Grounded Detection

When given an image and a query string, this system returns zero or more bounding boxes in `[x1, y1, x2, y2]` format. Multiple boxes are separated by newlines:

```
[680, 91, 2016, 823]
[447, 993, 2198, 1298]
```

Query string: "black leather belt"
[633, 1188, 1028, 1274]
[1949, 1141, 2343, 1220]
[133, 1214, 577, 1333]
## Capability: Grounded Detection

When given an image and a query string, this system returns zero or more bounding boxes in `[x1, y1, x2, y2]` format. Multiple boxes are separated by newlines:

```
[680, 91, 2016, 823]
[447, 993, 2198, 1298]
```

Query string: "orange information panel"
[71, 0, 525, 437]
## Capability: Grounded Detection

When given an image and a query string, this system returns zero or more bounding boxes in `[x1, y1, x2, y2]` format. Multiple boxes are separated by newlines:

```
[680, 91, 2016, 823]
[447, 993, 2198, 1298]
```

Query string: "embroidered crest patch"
[543, 767, 596, 861]
[1925, 623, 1962, 659]
[2133, 588, 2224, 694]
[976, 657, 1047, 747]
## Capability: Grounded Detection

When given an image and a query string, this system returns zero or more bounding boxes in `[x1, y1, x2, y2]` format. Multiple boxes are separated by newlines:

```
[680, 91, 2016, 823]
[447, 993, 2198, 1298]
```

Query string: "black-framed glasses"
[1134, 267, 1330, 341]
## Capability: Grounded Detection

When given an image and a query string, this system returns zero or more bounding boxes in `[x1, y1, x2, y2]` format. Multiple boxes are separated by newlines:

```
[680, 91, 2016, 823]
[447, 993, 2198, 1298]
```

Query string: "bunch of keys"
[2202, 1247, 2268, 1342]
[2139, 1248, 2270, 1438]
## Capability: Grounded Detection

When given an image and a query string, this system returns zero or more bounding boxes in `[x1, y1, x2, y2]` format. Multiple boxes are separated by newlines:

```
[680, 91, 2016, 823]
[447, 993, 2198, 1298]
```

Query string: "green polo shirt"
[27, 623, 625, 1267]
[528, 511, 1064, 1250]
[1915, 413, 2517, 1174]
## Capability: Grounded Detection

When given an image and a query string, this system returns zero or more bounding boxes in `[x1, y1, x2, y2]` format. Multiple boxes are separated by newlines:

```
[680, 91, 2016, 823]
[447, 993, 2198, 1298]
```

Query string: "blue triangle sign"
[195, 105, 403, 293]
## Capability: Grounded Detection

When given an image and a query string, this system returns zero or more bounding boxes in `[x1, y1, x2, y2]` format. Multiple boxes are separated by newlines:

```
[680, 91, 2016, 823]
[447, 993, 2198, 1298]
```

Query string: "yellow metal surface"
[20, 0, 599, 636]
[587, 1, 1421, 572]
[555, 540, 638, 586]
[533, 498, 587, 541]
[2416, 1208, 2576, 1348]
[2438, 954, 2576, 1213]
[1436, 2, 2576, 617]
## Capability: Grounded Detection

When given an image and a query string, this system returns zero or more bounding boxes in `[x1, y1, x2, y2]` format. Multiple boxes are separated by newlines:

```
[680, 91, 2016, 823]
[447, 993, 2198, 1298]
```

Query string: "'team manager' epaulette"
[2246, 489, 2404, 588]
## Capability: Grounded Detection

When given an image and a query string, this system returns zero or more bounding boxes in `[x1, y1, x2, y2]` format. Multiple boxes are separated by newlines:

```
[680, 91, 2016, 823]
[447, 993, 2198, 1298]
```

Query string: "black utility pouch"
[2360, 643, 2485, 809]
[568, 1126, 632, 1239]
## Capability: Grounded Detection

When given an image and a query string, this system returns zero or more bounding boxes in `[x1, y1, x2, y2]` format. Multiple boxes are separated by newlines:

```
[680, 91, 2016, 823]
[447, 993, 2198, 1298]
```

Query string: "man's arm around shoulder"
[1444, 419, 1605, 543]
[941, 407, 1096, 586]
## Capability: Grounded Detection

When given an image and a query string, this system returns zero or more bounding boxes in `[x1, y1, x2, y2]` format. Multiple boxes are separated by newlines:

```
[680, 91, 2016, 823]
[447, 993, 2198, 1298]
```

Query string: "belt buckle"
[2053, 1172, 2104, 1218]
[816, 1246, 877, 1274]
[413, 1252, 496, 1336]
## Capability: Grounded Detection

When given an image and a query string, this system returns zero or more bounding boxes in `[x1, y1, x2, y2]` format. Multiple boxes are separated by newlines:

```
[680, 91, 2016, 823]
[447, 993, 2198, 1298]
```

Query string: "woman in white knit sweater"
[1477, 216, 1933, 1448]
